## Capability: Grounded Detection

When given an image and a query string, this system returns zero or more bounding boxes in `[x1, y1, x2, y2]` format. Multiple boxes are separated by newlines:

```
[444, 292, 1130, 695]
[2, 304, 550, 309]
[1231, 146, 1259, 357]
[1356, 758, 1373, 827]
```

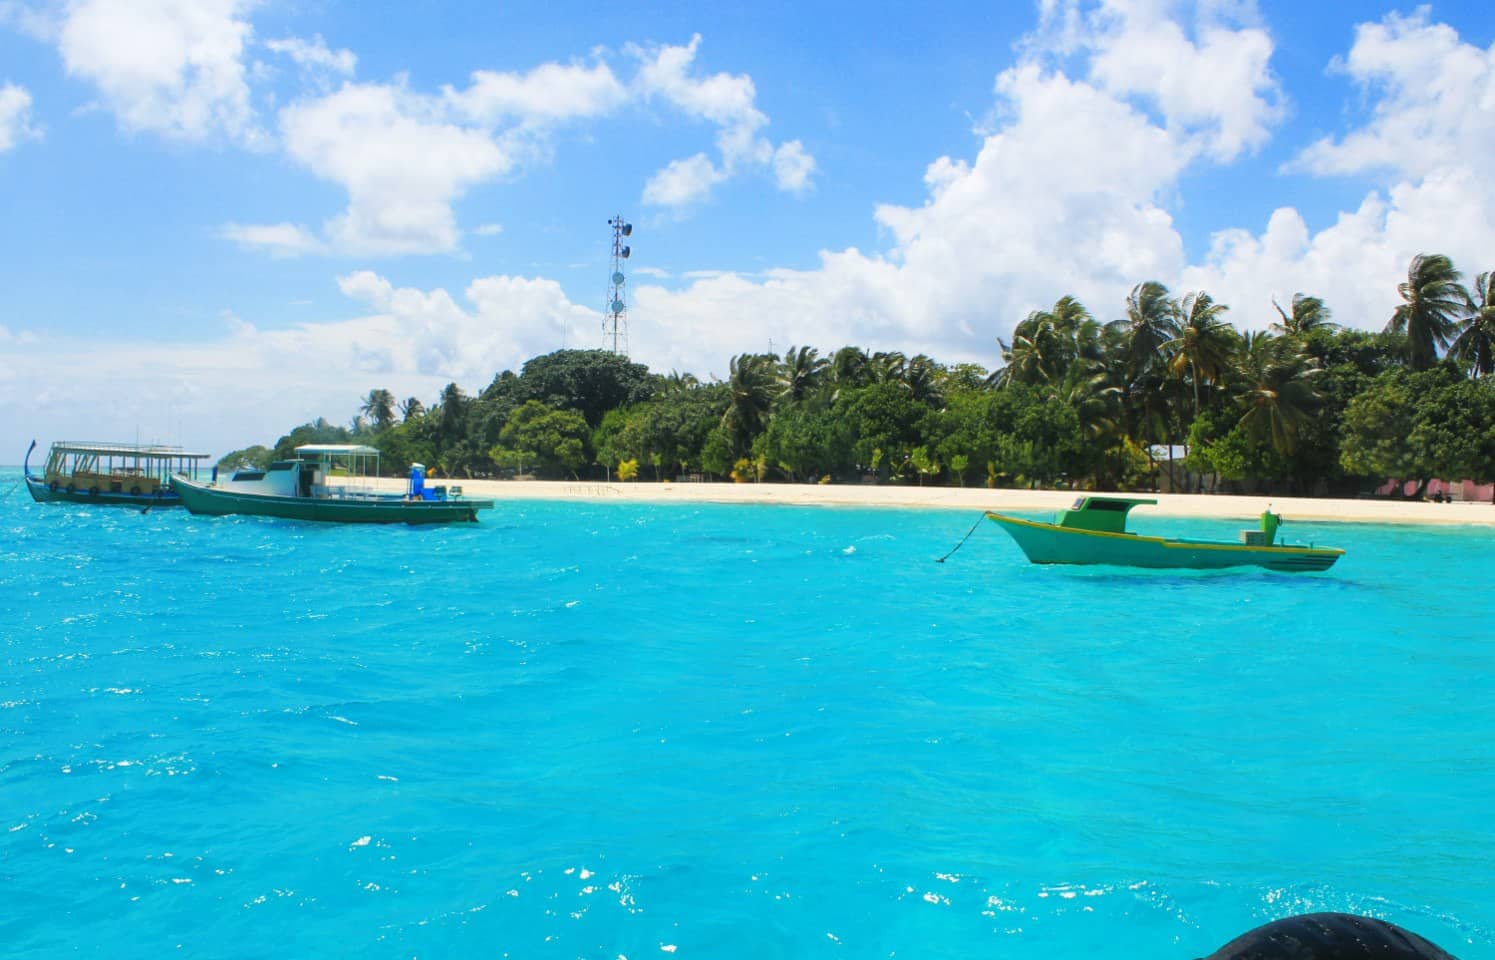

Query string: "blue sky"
[1, 0, 1493, 458]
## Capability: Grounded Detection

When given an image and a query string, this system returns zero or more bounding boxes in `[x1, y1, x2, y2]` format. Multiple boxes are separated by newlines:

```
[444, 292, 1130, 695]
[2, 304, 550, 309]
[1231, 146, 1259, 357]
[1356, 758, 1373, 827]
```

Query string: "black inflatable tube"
[1199, 912, 1458, 959]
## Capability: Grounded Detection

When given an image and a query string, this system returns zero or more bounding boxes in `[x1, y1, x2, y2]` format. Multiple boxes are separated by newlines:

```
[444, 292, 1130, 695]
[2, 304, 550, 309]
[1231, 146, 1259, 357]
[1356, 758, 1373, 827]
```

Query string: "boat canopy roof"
[1074, 496, 1157, 510]
[294, 444, 380, 457]
[48, 440, 209, 460]
[1058, 496, 1157, 534]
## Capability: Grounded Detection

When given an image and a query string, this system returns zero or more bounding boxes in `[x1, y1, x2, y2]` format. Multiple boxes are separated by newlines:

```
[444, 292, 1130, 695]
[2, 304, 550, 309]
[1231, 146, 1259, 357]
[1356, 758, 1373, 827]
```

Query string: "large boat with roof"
[986, 496, 1343, 572]
[170, 444, 493, 524]
[23, 439, 210, 507]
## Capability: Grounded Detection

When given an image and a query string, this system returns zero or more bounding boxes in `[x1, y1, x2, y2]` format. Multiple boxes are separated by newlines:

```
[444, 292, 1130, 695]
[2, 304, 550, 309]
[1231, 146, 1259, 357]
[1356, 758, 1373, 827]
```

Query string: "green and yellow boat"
[986, 496, 1343, 572]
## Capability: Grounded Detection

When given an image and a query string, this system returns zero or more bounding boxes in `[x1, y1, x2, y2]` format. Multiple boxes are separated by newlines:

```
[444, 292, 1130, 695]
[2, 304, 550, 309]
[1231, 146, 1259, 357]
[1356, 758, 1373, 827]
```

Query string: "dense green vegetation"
[219, 254, 1495, 496]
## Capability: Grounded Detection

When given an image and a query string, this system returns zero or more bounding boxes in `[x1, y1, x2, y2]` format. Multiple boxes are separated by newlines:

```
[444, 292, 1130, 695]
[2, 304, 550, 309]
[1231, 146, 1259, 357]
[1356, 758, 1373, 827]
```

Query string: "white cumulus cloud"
[264, 34, 357, 85]
[56, 0, 264, 146]
[630, 60, 1190, 375]
[0, 82, 41, 150]
[633, 34, 817, 209]
[1292, 8, 1495, 179]
[642, 153, 725, 208]
[1032, 0, 1283, 161]
[235, 59, 627, 256]
[443, 59, 626, 124]
[626, 3, 1495, 377]
[772, 140, 816, 194]
[233, 41, 809, 255]
[276, 82, 511, 256]
[221, 221, 325, 257]
[28, 5, 813, 255]
[0, 269, 602, 455]
[1186, 8, 1495, 332]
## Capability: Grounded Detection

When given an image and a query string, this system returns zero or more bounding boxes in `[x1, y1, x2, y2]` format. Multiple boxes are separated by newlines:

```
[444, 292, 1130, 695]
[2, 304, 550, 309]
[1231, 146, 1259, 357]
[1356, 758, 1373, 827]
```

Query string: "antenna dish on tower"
[604, 215, 634, 355]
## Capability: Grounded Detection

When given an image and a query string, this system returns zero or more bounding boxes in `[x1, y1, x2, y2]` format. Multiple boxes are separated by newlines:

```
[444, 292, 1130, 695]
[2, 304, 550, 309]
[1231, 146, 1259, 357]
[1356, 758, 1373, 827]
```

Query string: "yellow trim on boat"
[984, 511, 1345, 557]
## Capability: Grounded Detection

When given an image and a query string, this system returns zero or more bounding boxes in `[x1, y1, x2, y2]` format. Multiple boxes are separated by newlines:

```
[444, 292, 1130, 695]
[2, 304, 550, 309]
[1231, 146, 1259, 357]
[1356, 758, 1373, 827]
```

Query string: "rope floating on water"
[0, 479, 21, 500]
[936, 511, 987, 563]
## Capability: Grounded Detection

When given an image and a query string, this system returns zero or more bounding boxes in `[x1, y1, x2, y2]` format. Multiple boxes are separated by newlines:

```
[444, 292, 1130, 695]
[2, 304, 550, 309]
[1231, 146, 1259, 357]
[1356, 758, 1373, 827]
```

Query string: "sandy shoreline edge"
[388, 478, 1495, 527]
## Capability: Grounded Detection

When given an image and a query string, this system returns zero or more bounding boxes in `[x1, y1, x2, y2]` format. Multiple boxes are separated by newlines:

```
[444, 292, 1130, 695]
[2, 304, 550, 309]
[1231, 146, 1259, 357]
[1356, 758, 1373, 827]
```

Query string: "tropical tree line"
[218, 253, 1495, 496]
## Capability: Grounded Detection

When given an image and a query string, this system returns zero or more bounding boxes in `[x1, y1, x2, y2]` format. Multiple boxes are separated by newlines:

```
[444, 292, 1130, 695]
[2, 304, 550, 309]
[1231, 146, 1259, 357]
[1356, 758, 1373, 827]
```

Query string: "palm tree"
[1100, 283, 1179, 458]
[1054, 295, 1104, 369]
[1386, 253, 1470, 370]
[1165, 291, 1237, 416]
[722, 353, 775, 453]
[660, 370, 701, 398]
[1120, 281, 1179, 382]
[993, 310, 1062, 387]
[831, 346, 869, 388]
[1231, 334, 1324, 457]
[1064, 360, 1124, 487]
[776, 345, 829, 403]
[1451, 271, 1495, 378]
[990, 296, 1098, 388]
[437, 383, 469, 443]
[903, 354, 942, 404]
[1270, 293, 1336, 337]
[361, 388, 396, 431]
[992, 320, 1048, 388]
[398, 396, 425, 422]
[867, 351, 908, 384]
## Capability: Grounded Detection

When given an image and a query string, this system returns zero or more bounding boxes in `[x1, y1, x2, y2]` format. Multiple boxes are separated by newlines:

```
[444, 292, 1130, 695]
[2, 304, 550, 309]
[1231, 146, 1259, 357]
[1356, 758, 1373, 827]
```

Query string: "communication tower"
[605, 215, 633, 354]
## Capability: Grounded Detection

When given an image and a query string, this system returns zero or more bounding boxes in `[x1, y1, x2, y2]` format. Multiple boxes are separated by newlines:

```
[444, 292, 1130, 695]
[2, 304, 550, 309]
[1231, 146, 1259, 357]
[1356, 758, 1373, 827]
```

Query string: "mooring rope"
[0, 479, 22, 500]
[936, 511, 987, 563]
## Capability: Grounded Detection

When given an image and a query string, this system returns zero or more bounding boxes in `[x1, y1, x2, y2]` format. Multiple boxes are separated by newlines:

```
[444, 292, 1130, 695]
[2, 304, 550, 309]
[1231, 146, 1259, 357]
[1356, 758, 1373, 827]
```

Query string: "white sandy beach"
[407, 478, 1495, 527]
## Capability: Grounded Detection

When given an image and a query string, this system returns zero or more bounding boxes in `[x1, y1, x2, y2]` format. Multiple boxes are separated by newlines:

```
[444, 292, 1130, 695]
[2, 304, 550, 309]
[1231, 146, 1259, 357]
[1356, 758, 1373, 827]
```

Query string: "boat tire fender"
[66, 484, 75, 494]
[49, 481, 58, 492]
[89, 486, 100, 495]
[130, 485, 141, 495]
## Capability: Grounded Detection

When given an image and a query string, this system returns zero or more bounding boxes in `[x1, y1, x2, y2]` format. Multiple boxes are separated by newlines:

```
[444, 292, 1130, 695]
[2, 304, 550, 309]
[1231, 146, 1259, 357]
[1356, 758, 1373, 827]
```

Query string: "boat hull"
[24, 474, 182, 507]
[172, 475, 491, 524]
[986, 511, 1342, 572]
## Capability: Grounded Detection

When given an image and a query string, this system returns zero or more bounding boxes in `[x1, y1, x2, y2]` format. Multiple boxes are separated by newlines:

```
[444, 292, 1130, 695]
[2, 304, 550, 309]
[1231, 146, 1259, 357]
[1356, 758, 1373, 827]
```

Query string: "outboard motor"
[408, 462, 426, 500]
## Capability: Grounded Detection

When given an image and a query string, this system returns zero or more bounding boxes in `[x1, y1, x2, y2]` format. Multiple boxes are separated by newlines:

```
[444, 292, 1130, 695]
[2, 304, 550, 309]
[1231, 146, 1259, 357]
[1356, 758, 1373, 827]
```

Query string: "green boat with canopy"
[986, 496, 1343, 572]
[171, 444, 493, 524]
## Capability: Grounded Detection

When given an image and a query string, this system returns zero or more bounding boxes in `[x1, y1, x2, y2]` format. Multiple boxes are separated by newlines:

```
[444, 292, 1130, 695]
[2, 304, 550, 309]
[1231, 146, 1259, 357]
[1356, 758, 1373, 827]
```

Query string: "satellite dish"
[621, 246, 631, 258]
[612, 272, 626, 286]
[610, 300, 625, 314]
[622, 223, 633, 237]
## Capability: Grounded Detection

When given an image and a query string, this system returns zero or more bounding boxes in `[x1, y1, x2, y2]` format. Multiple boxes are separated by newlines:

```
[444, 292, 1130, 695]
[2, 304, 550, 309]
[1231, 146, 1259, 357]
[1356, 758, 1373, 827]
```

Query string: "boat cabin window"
[267, 461, 298, 471]
[231, 469, 265, 481]
[1086, 499, 1132, 512]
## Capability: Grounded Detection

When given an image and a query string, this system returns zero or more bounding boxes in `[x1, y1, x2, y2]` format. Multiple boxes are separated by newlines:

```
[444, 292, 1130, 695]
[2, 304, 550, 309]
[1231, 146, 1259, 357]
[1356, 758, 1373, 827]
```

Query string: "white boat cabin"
[218, 444, 384, 500]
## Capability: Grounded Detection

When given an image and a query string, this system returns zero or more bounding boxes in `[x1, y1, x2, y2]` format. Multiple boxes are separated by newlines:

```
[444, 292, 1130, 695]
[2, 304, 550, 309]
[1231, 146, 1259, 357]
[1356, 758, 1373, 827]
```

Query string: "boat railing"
[314, 484, 403, 502]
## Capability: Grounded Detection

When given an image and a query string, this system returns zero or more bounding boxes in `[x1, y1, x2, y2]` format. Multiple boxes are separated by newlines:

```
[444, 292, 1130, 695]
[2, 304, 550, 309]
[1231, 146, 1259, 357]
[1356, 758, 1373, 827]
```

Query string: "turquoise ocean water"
[3, 468, 1493, 958]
